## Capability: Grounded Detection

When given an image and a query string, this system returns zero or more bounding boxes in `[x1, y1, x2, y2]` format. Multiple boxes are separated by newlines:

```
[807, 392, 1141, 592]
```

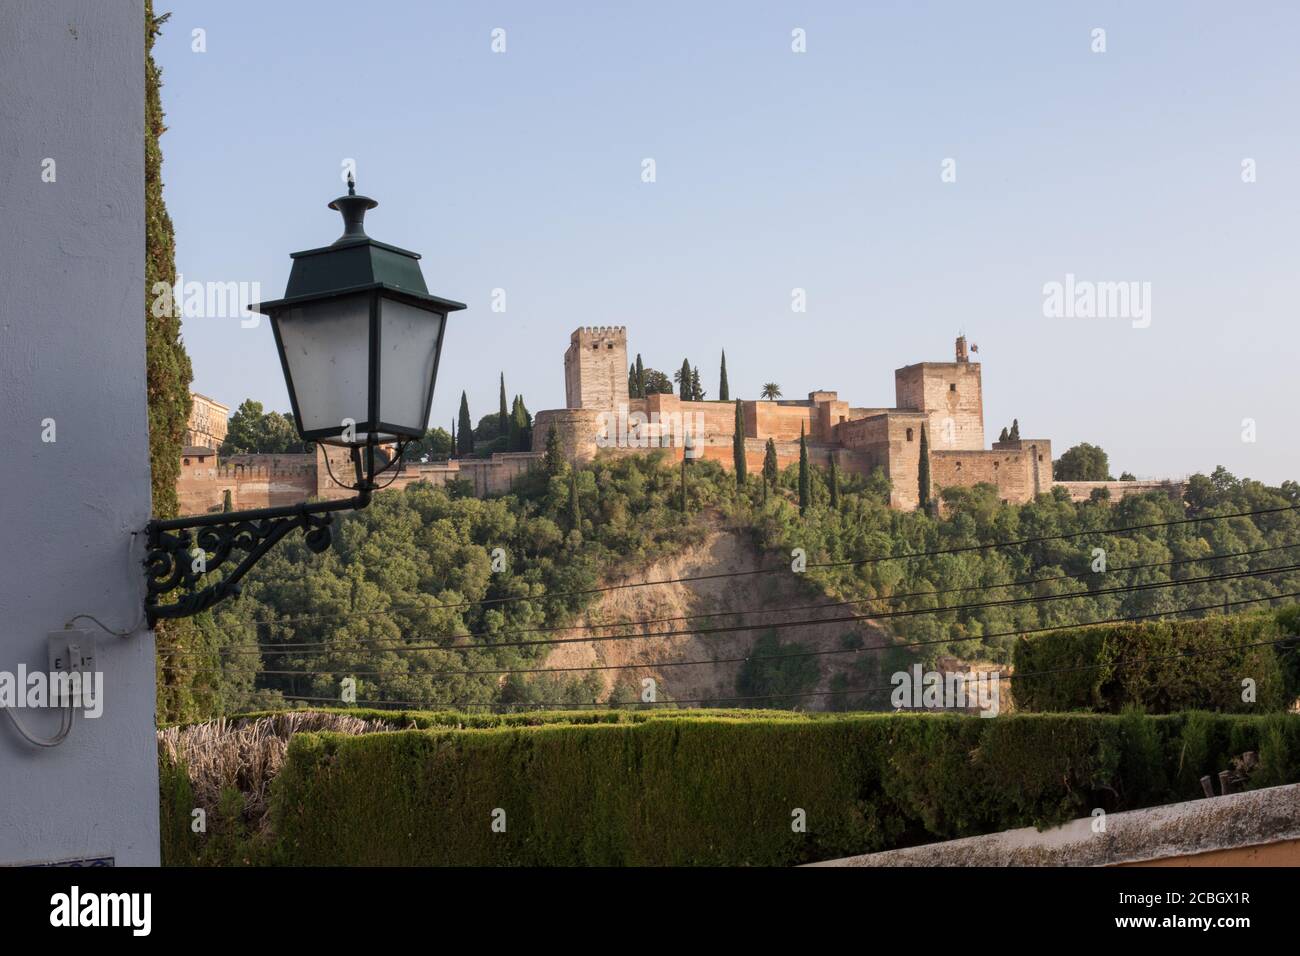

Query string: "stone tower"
[564, 326, 628, 410]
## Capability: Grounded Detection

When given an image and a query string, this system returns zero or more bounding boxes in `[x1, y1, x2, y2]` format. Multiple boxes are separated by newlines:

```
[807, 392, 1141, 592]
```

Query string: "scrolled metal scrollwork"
[143, 492, 368, 625]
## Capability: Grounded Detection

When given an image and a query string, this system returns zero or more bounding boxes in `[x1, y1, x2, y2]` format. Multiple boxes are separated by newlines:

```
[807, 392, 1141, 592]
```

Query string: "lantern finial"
[328, 175, 378, 245]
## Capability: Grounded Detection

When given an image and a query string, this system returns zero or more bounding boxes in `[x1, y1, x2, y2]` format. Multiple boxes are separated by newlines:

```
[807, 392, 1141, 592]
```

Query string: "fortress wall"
[533, 408, 608, 463]
[750, 401, 817, 442]
[1054, 480, 1182, 503]
[929, 440, 1052, 505]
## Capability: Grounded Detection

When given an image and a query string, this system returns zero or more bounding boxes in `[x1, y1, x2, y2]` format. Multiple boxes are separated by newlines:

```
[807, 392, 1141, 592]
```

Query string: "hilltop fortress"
[178, 327, 1173, 515]
[534, 327, 1049, 510]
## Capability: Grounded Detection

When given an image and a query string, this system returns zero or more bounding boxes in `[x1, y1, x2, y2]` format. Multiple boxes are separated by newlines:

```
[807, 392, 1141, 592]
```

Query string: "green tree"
[761, 383, 782, 401]
[1054, 443, 1112, 481]
[544, 424, 564, 476]
[918, 423, 931, 512]
[498, 373, 508, 434]
[220, 400, 306, 454]
[643, 367, 673, 394]
[998, 426, 1009, 443]
[457, 392, 474, 456]
[678, 359, 692, 400]
[1009, 419, 1020, 441]
[628, 364, 637, 399]
[718, 350, 729, 402]
[798, 423, 809, 515]
[403, 427, 452, 461]
[147, 2, 204, 725]
[691, 365, 704, 401]
[732, 400, 747, 486]
[828, 453, 839, 509]
[635, 354, 646, 398]
[762, 437, 778, 490]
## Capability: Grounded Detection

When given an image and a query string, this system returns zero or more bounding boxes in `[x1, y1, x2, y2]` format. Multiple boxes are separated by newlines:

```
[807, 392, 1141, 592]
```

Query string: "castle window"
[993, 461, 999, 470]
[606, 343, 614, 349]
[906, 428, 914, 441]
[1038, 455, 1043, 461]
[949, 383, 956, 392]
[183, 458, 190, 466]
[955, 461, 962, 470]
[592, 344, 599, 350]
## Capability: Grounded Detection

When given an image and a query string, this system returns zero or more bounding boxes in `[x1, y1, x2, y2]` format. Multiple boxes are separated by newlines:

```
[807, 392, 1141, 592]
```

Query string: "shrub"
[160, 708, 1300, 866]
[1012, 613, 1288, 713]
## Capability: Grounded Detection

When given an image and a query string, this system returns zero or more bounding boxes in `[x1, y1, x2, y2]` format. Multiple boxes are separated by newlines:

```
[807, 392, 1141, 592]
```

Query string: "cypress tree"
[828, 453, 839, 509]
[798, 424, 810, 515]
[998, 426, 1009, 443]
[498, 373, 508, 439]
[457, 392, 473, 456]
[763, 437, 778, 490]
[635, 354, 646, 399]
[1009, 418, 1020, 441]
[690, 366, 702, 401]
[918, 423, 932, 512]
[450, 418, 456, 458]
[507, 395, 522, 451]
[732, 399, 747, 486]
[628, 364, 637, 399]
[544, 424, 564, 476]
[718, 350, 729, 402]
[679, 358, 692, 400]
[147, 2, 201, 722]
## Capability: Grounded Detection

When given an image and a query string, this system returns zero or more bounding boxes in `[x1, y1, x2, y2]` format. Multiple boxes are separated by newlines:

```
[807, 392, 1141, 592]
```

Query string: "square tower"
[894, 340, 985, 451]
[564, 326, 629, 410]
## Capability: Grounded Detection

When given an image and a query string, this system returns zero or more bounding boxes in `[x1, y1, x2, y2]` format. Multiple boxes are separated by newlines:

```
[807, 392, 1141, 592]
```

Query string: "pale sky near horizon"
[155, 1, 1300, 484]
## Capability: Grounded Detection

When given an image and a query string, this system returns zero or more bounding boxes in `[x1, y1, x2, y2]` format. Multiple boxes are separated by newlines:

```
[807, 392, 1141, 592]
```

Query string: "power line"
[271, 632, 1300, 713]
[218, 540, 1300, 651]
[173, 589, 1300, 682]
[171, 560, 1300, 658]
[215, 502, 1300, 630]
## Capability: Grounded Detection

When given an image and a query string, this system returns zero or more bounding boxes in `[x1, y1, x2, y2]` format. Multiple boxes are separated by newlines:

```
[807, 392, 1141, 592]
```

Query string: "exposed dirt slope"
[545, 519, 900, 708]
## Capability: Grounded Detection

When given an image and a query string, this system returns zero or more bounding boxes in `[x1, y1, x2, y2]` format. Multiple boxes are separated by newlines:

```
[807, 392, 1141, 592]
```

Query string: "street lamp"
[143, 176, 465, 625]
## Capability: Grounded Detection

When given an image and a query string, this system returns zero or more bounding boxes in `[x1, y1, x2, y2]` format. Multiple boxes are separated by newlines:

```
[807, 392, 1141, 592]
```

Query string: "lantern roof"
[253, 175, 467, 314]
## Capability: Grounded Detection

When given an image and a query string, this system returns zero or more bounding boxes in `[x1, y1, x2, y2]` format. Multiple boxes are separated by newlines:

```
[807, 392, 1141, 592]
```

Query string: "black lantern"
[141, 176, 464, 625]
[256, 175, 465, 450]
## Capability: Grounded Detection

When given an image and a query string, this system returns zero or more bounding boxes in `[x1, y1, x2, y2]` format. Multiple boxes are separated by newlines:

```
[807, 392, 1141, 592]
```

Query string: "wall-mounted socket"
[47, 629, 96, 708]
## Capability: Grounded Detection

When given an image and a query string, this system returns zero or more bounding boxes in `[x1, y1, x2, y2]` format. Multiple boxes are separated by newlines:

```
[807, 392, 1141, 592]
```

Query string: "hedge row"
[162, 710, 1300, 866]
[1011, 612, 1298, 713]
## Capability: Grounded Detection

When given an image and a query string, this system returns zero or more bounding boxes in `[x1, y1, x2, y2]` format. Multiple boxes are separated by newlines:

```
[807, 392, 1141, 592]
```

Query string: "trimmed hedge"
[162, 710, 1300, 866]
[1012, 613, 1291, 713]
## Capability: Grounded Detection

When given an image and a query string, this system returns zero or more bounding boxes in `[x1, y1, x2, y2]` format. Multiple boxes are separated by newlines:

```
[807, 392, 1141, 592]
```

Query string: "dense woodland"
[159, 454, 1300, 721]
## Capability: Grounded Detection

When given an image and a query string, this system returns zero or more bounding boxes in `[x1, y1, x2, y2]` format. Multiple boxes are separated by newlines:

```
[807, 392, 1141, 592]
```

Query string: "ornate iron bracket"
[144, 491, 371, 626]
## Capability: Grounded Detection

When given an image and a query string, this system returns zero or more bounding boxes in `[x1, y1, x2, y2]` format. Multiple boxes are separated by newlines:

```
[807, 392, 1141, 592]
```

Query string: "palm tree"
[760, 383, 782, 401]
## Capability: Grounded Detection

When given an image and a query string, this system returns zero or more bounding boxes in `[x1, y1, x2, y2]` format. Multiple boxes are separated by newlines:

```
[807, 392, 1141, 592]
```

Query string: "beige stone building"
[186, 392, 229, 451]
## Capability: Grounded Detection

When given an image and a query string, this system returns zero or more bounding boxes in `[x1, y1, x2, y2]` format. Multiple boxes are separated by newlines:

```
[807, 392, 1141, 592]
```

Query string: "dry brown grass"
[158, 711, 390, 827]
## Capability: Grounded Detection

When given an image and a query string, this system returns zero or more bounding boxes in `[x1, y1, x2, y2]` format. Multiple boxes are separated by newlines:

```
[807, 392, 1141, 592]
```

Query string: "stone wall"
[1054, 479, 1182, 503]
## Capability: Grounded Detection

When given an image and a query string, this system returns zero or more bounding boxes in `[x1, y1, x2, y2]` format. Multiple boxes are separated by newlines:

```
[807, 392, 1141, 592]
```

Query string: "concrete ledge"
[809, 783, 1300, 867]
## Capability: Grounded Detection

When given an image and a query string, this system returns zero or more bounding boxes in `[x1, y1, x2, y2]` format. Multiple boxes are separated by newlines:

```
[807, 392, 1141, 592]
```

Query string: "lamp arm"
[143, 489, 371, 626]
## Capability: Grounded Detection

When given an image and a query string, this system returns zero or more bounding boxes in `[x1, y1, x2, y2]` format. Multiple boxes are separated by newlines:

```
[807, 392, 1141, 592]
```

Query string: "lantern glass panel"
[378, 298, 444, 434]
[275, 292, 371, 436]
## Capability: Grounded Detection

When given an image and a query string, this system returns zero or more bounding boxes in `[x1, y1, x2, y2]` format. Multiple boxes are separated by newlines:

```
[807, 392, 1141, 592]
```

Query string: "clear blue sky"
[155, 0, 1300, 483]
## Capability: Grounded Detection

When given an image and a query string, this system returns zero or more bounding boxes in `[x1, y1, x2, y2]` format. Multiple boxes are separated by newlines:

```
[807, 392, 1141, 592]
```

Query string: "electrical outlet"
[47, 629, 96, 708]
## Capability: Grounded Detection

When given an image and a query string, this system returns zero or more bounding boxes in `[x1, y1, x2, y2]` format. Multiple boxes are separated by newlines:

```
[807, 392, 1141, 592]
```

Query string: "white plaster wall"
[0, 0, 159, 865]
